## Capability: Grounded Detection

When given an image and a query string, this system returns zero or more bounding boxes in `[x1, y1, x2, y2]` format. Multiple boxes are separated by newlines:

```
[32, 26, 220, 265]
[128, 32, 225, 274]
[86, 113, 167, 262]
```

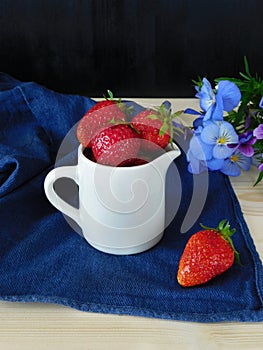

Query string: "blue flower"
[187, 149, 224, 174]
[206, 157, 224, 171]
[220, 150, 252, 176]
[186, 150, 207, 174]
[185, 77, 247, 177]
[200, 121, 239, 159]
[193, 117, 204, 129]
[260, 97, 263, 109]
[189, 132, 213, 161]
[188, 120, 239, 164]
[216, 80, 241, 112]
[195, 78, 241, 122]
[195, 78, 215, 114]
[184, 108, 202, 116]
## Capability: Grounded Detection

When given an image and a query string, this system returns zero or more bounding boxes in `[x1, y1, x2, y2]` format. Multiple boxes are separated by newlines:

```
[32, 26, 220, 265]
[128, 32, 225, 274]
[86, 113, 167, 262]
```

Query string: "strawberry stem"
[128, 122, 140, 134]
[147, 101, 184, 144]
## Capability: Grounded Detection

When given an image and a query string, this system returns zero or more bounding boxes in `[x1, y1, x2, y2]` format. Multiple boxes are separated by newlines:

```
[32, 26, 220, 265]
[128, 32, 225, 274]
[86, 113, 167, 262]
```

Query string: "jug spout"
[152, 142, 181, 176]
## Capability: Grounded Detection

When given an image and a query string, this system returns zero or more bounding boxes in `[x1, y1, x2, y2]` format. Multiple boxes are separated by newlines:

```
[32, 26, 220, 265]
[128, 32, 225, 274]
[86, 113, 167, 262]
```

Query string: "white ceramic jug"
[44, 143, 181, 255]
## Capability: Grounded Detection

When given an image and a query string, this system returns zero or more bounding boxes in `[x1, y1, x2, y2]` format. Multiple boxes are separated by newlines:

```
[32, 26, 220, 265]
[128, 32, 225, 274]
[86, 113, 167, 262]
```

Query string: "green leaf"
[244, 56, 251, 77]
[172, 109, 184, 118]
[147, 113, 159, 120]
[254, 171, 263, 186]
[129, 123, 140, 134]
[239, 72, 251, 81]
[192, 76, 203, 89]
[159, 122, 169, 136]
[107, 90, 114, 100]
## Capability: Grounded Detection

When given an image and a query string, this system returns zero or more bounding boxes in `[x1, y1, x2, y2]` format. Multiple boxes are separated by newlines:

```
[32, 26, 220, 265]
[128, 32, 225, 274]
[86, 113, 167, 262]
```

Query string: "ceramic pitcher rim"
[78, 142, 180, 169]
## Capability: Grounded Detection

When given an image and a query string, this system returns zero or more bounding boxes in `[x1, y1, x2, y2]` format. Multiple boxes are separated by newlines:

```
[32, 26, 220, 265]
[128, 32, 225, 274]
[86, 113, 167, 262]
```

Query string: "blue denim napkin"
[0, 73, 263, 322]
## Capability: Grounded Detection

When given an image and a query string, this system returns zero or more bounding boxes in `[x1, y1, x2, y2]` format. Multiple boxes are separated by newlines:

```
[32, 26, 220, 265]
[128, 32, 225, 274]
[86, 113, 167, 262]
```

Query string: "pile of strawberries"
[77, 93, 180, 166]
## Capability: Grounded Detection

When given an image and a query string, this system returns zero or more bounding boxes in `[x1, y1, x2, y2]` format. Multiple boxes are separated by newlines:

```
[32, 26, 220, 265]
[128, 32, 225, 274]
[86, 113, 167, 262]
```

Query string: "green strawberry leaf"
[159, 122, 169, 136]
[147, 113, 159, 120]
[107, 89, 114, 100]
[172, 109, 184, 118]
[129, 123, 140, 134]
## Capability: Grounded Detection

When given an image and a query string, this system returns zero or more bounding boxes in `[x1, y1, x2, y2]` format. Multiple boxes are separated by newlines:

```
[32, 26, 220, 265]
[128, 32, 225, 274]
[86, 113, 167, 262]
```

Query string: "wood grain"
[1, 301, 263, 350]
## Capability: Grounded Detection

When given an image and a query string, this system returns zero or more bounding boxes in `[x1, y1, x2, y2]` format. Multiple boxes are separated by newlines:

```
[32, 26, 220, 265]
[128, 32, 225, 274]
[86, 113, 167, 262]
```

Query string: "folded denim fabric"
[0, 73, 263, 322]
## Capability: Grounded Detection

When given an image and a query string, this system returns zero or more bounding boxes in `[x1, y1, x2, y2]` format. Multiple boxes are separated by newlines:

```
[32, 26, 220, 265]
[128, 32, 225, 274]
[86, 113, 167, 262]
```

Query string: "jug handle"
[44, 166, 80, 226]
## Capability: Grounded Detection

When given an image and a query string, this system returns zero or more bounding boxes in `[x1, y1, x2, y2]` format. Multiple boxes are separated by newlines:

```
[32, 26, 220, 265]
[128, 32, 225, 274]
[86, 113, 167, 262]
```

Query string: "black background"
[0, 0, 263, 97]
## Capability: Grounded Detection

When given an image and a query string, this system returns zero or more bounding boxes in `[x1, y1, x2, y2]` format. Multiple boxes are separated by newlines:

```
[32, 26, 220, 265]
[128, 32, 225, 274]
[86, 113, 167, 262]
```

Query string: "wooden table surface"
[1, 99, 263, 350]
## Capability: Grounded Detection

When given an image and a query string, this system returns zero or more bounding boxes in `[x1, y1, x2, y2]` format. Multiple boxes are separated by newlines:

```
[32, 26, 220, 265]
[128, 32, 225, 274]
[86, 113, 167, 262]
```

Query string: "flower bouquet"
[185, 58, 263, 185]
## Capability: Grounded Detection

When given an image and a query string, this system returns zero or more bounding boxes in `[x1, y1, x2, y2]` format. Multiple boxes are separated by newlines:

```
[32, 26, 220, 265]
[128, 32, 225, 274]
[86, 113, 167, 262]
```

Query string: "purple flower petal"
[253, 124, 263, 139]
[238, 143, 254, 157]
[259, 97, 263, 109]
[239, 130, 255, 144]
[236, 131, 256, 156]
[245, 115, 252, 129]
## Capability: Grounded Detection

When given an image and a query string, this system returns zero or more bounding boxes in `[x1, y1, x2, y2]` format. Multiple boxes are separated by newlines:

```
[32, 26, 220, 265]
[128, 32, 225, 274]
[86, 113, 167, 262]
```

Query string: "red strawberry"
[77, 97, 126, 148]
[177, 220, 240, 287]
[131, 109, 170, 151]
[91, 124, 141, 166]
[131, 101, 183, 152]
